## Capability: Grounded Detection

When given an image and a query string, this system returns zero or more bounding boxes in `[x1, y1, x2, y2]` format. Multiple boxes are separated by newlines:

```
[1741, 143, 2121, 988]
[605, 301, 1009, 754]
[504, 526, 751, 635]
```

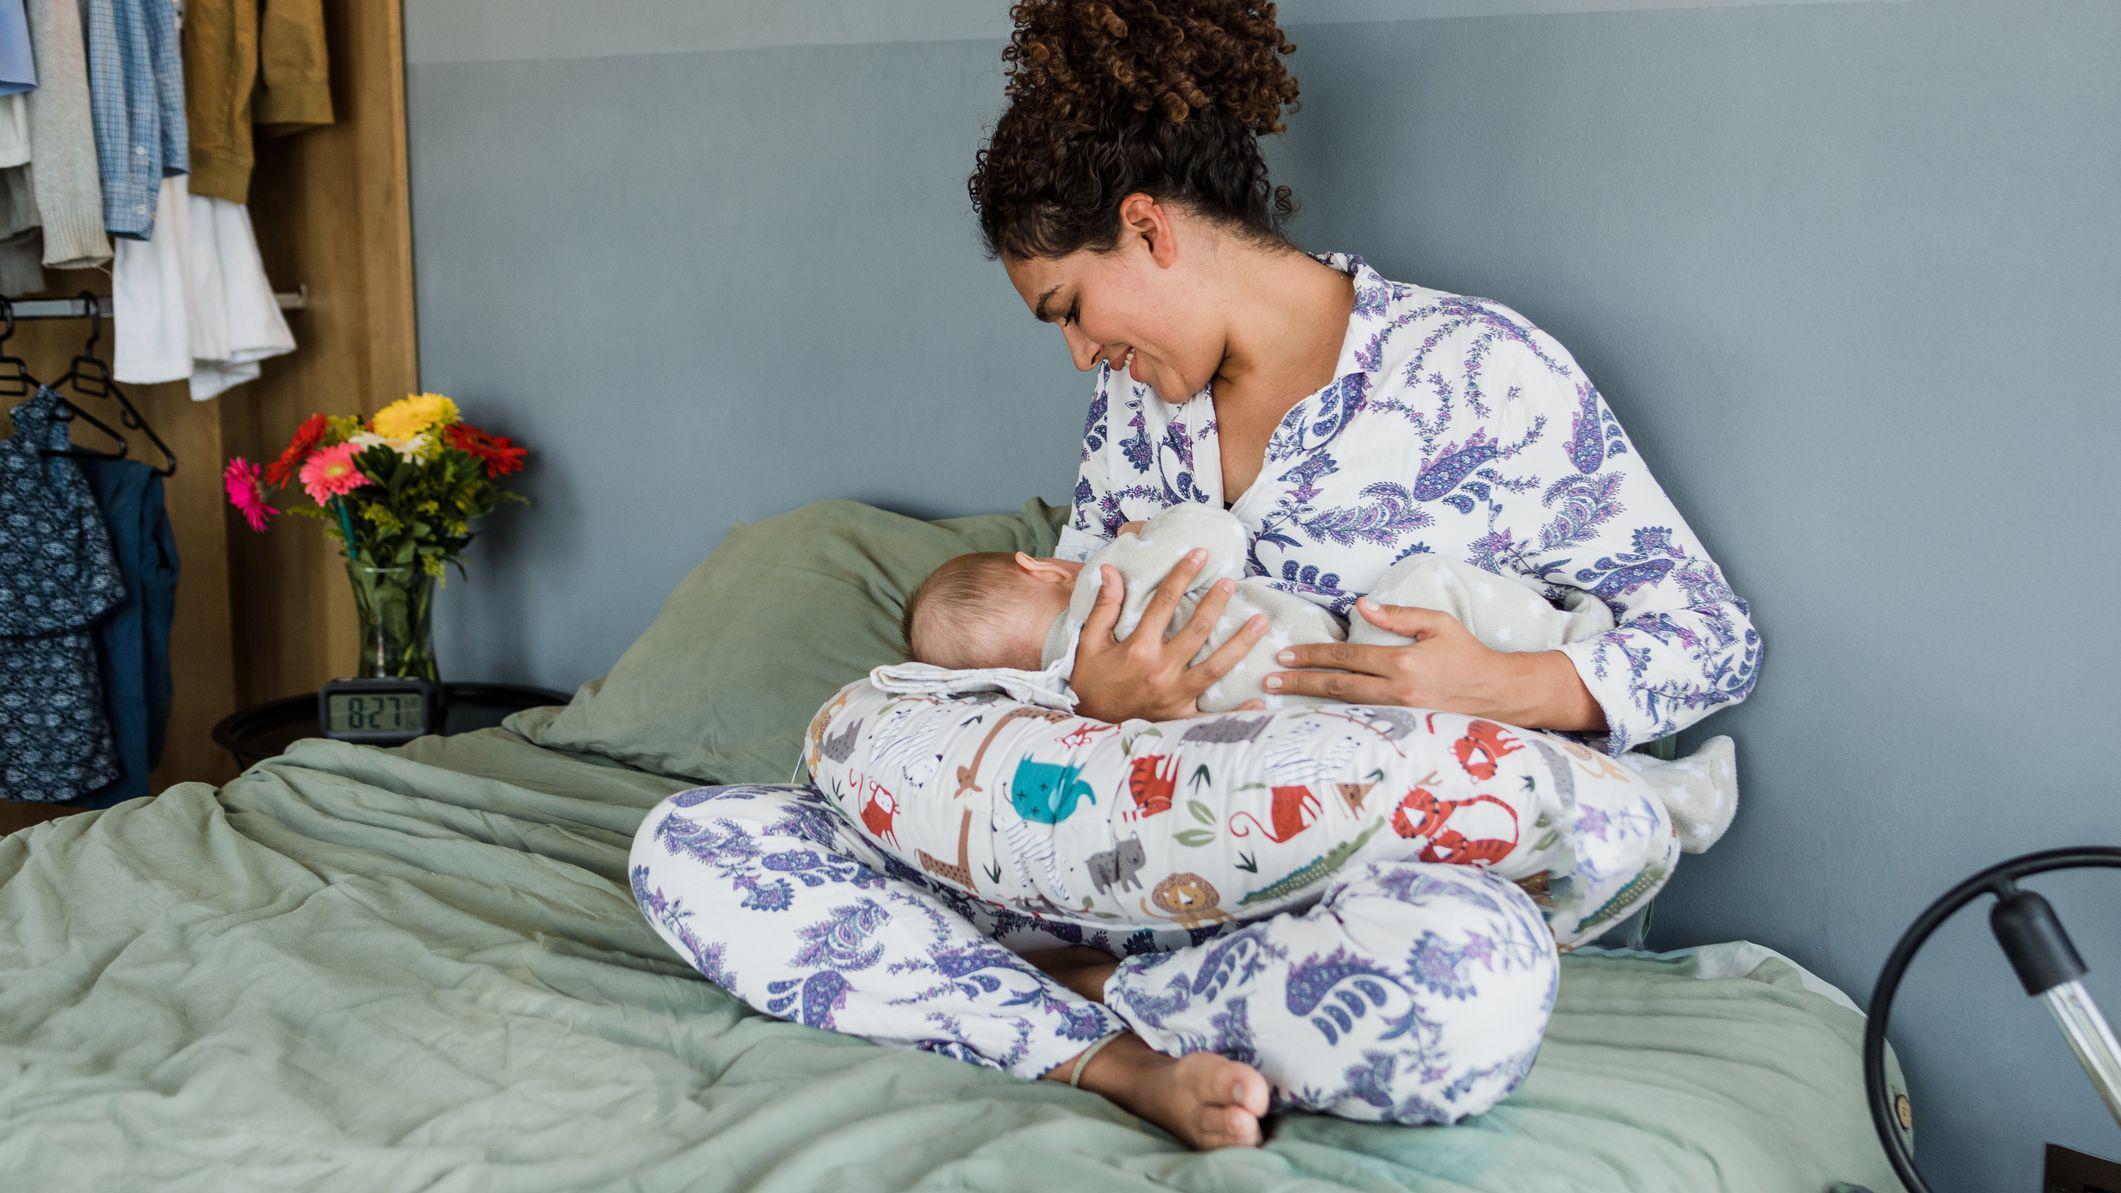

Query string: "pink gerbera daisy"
[299, 442, 374, 506]
[223, 457, 278, 532]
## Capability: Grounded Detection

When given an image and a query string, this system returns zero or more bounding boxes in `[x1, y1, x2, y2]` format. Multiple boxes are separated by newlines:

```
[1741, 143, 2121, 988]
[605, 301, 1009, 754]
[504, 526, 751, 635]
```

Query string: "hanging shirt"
[0, 95, 28, 168]
[0, 390, 126, 802]
[0, 0, 113, 272]
[83, 0, 187, 238]
[1054, 252, 1762, 756]
[0, 0, 34, 93]
[182, 0, 333, 204]
[80, 456, 178, 807]
[112, 173, 296, 397]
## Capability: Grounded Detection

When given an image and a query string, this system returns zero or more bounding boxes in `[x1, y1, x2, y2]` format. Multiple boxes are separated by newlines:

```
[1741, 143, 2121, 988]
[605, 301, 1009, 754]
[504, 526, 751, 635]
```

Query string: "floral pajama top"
[1052, 253, 1761, 755]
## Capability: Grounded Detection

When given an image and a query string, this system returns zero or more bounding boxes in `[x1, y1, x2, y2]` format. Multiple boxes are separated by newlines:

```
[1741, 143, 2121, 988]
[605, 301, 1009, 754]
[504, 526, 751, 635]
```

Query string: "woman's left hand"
[1265, 597, 1607, 732]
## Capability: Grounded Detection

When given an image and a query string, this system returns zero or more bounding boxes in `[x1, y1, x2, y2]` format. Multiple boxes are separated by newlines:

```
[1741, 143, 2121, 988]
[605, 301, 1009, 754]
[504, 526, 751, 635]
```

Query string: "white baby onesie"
[1034, 504, 1738, 852]
[1037, 503, 1617, 713]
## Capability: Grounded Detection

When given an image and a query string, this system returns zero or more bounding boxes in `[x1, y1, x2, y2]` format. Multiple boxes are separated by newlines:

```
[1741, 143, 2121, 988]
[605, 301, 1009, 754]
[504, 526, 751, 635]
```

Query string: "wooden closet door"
[226, 0, 418, 721]
[0, 1, 412, 824]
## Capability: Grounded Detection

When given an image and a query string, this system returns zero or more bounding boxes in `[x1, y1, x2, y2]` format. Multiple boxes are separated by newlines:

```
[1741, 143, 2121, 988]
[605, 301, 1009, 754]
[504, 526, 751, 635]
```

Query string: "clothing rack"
[3, 287, 310, 320]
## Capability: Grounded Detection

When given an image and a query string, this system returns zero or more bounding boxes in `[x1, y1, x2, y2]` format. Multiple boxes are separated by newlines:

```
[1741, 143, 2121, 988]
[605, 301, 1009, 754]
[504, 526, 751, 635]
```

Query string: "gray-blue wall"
[405, 3, 2120, 1188]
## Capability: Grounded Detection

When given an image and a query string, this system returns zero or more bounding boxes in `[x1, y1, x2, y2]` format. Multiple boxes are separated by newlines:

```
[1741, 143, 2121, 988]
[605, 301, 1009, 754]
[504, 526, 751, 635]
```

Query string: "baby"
[902, 503, 1616, 714]
[899, 503, 1736, 852]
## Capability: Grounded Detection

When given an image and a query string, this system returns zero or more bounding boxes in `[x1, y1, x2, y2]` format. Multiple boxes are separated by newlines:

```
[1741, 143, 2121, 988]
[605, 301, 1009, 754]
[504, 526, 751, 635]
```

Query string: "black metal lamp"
[1863, 847, 2121, 1192]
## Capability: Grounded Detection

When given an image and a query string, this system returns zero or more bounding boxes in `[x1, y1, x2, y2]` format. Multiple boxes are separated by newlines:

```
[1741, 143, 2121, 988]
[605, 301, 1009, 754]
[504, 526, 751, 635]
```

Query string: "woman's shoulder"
[1352, 262, 1581, 386]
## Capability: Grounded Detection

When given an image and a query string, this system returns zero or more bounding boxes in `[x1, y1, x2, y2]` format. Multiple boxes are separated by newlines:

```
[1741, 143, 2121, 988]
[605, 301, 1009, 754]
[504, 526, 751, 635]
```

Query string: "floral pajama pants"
[630, 783, 1560, 1125]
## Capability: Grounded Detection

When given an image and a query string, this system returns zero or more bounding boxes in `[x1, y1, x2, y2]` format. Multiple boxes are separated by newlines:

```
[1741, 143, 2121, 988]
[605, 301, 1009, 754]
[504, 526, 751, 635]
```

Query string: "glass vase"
[347, 562, 440, 682]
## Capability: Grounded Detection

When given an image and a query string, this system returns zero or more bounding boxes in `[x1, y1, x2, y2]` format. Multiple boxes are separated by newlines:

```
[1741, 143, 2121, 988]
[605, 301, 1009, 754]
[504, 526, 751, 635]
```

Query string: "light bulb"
[2037, 979, 2121, 1127]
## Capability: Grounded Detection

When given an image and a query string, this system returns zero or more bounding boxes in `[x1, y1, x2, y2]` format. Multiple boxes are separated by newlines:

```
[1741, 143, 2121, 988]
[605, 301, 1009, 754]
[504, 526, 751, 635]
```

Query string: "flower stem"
[334, 499, 360, 561]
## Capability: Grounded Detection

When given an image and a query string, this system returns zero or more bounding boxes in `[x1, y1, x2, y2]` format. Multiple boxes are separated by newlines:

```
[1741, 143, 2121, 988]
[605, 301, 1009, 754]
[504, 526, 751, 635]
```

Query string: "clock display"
[326, 691, 428, 734]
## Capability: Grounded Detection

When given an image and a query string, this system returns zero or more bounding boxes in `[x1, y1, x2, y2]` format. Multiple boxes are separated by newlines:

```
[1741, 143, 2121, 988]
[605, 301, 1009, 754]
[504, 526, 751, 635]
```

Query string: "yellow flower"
[372, 392, 460, 440]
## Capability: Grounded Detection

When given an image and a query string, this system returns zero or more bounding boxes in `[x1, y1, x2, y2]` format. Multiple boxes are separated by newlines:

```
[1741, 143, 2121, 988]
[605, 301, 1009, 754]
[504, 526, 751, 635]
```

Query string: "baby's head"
[902, 551, 1082, 670]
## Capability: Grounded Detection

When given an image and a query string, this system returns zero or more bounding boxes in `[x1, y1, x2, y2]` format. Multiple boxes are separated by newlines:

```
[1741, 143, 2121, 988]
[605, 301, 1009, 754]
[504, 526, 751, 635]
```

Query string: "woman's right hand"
[1069, 550, 1270, 722]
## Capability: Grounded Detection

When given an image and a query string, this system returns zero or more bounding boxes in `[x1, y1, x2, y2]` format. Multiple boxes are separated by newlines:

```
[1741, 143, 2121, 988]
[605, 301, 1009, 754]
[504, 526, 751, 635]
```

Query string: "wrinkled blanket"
[0, 713, 1904, 1191]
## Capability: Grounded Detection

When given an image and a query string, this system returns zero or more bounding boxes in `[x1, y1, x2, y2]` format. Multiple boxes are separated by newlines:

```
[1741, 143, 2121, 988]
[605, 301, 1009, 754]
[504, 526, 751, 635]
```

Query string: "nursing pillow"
[803, 678, 1681, 947]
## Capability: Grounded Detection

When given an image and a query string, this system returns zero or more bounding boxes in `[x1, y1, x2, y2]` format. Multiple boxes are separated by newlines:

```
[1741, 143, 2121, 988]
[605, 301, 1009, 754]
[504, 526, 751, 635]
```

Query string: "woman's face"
[1003, 204, 1225, 403]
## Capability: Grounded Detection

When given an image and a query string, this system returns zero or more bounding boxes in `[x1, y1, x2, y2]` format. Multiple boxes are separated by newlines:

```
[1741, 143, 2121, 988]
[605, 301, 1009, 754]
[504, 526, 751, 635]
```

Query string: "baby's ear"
[1015, 552, 1076, 583]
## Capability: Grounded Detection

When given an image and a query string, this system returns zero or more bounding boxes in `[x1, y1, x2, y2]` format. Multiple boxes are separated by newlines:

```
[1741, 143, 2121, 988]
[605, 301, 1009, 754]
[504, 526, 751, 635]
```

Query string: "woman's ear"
[1117, 192, 1179, 268]
[1014, 552, 1079, 584]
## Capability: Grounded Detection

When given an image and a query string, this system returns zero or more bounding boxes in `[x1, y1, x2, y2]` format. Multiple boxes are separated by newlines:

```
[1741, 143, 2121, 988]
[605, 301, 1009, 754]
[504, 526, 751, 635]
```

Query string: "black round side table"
[212, 682, 570, 769]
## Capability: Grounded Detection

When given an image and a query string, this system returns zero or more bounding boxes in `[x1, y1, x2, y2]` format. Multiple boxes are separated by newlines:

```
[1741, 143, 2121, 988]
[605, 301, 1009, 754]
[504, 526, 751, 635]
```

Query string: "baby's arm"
[1074, 504, 1252, 644]
[1352, 557, 1615, 652]
[1070, 506, 1361, 712]
[1191, 582, 1345, 713]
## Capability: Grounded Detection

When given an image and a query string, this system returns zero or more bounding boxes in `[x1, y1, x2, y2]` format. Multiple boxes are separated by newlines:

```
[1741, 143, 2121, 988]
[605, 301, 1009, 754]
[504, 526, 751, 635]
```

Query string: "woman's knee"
[1326, 863, 1560, 1123]
[630, 784, 836, 894]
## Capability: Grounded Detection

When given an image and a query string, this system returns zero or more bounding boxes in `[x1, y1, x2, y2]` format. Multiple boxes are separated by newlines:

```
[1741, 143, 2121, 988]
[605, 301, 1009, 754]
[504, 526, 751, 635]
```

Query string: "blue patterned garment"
[83, 0, 186, 238]
[1054, 253, 1761, 755]
[631, 783, 1558, 1123]
[0, 391, 126, 801]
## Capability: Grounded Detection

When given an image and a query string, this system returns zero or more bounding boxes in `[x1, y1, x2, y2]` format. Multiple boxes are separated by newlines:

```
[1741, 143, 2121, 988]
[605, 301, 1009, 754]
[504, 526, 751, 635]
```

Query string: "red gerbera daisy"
[445, 423, 527, 478]
[265, 413, 331, 488]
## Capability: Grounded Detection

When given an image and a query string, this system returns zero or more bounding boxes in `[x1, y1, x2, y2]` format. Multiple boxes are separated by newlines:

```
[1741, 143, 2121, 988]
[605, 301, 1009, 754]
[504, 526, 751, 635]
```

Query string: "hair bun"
[1001, 0, 1299, 136]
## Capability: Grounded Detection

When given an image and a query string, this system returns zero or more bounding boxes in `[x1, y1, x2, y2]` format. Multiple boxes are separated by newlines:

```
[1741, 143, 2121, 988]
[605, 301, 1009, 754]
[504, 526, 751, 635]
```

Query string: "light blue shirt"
[84, 0, 186, 239]
[0, 0, 35, 95]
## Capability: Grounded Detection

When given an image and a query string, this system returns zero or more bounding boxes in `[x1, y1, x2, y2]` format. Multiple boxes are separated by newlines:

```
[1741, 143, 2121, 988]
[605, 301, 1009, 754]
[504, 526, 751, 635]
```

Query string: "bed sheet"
[0, 711, 1904, 1191]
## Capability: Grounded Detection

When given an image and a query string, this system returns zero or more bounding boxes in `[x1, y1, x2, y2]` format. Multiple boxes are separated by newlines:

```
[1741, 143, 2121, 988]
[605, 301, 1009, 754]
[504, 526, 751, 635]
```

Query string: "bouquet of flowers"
[223, 393, 528, 679]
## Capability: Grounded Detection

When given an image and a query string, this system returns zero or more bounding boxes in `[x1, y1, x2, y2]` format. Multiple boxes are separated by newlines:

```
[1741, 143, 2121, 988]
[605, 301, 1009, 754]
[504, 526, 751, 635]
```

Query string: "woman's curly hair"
[968, 0, 1300, 261]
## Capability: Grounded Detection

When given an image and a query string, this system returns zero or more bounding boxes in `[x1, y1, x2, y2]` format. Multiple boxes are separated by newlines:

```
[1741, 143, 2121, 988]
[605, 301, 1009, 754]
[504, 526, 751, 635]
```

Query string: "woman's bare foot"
[1044, 1033, 1272, 1149]
[1025, 945, 1120, 1003]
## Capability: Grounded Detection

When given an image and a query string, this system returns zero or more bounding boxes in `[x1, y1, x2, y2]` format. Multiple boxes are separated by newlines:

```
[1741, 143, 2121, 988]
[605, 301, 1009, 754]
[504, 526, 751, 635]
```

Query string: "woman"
[631, 0, 1758, 1149]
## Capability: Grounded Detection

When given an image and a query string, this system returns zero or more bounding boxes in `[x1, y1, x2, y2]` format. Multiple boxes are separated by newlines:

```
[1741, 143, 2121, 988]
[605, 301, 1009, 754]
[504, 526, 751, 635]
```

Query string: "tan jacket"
[183, 0, 333, 203]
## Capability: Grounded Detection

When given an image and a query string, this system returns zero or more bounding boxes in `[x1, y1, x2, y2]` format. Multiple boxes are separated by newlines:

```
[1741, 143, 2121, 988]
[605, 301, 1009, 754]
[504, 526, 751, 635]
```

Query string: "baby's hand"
[1117, 521, 1145, 538]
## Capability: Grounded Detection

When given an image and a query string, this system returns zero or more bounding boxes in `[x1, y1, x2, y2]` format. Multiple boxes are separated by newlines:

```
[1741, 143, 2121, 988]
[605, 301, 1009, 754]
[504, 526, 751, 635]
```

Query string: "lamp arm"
[1863, 847, 2121, 1193]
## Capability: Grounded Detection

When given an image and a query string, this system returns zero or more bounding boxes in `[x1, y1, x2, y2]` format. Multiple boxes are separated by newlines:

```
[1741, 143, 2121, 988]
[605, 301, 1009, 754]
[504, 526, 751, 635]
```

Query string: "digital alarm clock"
[318, 677, 440, 745]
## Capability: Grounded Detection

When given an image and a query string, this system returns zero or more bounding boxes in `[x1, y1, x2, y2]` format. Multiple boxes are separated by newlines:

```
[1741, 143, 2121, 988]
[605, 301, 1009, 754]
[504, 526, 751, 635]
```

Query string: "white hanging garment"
[112, 175, 193, 384]
[0, 95, 29, 168]
[111, 173, 295, 399]
[185, 194, 293, 400]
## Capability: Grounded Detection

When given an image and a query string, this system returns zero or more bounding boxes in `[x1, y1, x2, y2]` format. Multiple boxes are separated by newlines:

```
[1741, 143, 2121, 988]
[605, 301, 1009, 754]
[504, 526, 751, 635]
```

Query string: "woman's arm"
[1263, 599, 1607, 731]
[1271, 333, 1760, 752]
[1511, 364, 1762, 754]
[1070, 556, 1271, 722]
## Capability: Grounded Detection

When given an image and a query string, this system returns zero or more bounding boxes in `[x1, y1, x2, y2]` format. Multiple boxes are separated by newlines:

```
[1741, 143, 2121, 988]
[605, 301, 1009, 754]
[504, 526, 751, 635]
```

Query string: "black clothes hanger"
[0, 295, 133, 462]
[0, 296, 34, 400]
[50, 293, 176, 477]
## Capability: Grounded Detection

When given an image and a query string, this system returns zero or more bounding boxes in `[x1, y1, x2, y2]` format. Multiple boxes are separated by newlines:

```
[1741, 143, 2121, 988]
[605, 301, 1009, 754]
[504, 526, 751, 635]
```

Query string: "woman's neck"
[1211, 246, 1357, 409]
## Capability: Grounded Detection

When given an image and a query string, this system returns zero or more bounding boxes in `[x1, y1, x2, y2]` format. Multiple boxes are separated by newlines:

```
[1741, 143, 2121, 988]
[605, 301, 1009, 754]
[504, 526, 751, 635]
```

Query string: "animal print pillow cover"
[802, 679, 1680, 947]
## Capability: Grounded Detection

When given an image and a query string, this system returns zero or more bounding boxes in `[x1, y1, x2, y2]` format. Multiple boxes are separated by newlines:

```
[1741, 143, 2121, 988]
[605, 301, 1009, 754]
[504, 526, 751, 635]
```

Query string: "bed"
[0, 499, 1911, 1192]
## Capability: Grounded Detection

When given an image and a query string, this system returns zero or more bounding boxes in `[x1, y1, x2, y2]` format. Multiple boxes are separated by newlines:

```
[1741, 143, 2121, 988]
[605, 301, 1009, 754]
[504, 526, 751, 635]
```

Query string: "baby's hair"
[901, 552, 1031, 668]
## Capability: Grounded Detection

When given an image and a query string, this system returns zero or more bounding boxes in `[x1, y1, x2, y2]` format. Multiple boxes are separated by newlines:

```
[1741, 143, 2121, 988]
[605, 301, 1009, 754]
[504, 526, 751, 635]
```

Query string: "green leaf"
[1174, 828, 1215, 848]
[1186, 800, 1212, 825]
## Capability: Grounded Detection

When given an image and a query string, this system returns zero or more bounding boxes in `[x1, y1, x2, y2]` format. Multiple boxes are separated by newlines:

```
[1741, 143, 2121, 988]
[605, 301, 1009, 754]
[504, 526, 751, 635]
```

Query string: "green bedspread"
[0, 718, 1904, 1192]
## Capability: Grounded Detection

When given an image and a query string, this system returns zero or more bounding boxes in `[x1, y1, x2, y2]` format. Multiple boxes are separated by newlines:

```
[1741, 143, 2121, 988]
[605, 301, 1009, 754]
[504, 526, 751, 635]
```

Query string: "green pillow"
[522, 498, 1066, 784]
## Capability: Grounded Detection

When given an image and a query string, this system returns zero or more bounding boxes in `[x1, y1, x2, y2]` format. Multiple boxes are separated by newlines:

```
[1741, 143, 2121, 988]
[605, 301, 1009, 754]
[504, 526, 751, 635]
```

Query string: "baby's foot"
[1047, 1033, 1271, 1149]
[1026, 945, 1120, 1002]
[1654, 734, 1739, 853]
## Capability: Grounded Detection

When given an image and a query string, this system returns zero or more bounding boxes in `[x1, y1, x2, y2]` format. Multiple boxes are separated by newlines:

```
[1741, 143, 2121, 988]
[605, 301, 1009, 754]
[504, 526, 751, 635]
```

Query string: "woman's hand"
[1265, 597, 1608, 732]
[1070, 551, 1270, 723]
